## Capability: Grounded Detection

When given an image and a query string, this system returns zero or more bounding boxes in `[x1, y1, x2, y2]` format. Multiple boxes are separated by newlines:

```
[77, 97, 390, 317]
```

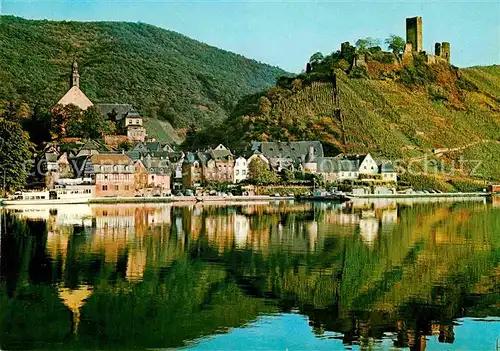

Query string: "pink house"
[148, 173, 170, 189]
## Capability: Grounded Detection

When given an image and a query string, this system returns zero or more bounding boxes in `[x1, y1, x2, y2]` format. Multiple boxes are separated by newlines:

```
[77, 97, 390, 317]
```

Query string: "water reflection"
[0, 197, 498, 350]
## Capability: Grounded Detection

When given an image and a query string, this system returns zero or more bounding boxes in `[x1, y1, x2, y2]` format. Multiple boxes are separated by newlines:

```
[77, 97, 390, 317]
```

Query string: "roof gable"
[57, 86, 94, 110]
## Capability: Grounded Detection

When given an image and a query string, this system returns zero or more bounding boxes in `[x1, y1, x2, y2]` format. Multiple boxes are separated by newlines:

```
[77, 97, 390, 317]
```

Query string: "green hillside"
[0, 16, 286, 128]
[218, 63, 500, 182]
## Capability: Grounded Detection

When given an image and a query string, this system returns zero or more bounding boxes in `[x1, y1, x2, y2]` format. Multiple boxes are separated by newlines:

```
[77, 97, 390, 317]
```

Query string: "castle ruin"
[403, 16, 451, 65]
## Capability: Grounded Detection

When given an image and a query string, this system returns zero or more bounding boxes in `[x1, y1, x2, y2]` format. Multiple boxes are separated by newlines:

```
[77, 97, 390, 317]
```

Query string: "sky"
[1, 0, 499, 72]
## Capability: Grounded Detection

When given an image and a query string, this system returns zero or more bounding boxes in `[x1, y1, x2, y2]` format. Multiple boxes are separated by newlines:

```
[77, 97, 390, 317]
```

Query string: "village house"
[252, 141, 323, 173]
[379, 163, 398, 182]
[182, 152, 204, 189]
[97, 104, 147, 142]
[141, 155, 171, 192]
[91, 154, 135, 197]
[204, 145, 234, 184]
[234, 156, 248, 183]
[317, 153, 397, 183]
[128, 141, 176, 191]
[134, 160, 149, 193]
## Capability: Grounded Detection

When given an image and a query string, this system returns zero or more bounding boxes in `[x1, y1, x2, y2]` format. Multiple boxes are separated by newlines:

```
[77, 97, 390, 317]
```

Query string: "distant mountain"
[0, 16, 287, 129]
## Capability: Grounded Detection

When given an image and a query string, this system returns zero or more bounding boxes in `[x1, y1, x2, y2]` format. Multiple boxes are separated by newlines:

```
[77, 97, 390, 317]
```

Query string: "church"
[55, 62, 147, 142]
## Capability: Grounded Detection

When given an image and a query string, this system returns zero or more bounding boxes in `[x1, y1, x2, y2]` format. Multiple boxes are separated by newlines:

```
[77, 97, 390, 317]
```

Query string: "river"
[0, 198, 498, 350]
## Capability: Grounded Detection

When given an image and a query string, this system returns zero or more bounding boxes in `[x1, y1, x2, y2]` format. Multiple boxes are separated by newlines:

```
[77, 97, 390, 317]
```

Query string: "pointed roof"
[57, 86, 94, 110]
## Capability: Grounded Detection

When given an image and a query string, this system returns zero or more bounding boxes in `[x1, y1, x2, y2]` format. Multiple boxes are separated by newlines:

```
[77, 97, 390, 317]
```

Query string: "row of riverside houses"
[182, 141, 397, 189]
[35, 139, 397, 197]
[36, 139, 183, 197]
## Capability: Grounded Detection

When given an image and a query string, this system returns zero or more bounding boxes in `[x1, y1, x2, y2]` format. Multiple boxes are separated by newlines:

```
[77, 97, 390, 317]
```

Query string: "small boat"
[3, 185, 95, 206]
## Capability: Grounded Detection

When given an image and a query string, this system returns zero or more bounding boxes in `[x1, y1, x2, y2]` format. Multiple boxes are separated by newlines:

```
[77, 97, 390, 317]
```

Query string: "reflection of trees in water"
[0, 201, 498, 349]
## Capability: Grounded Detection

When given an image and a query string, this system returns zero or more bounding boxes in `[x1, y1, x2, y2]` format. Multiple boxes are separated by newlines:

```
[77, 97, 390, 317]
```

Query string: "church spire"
[72, 61, 80, 88]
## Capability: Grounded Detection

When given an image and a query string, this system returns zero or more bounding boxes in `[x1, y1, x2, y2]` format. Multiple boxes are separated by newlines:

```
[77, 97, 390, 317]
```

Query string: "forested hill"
[213, 63, 500, 182]
[0, 16, 287, 127]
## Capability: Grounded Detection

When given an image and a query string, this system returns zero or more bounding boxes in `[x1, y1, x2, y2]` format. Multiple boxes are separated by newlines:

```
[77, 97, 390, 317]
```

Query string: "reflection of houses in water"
[205, 215, 236, 253]
[381, 209, 398, 224]
[431, 323, 455, 344]
[359, 218, 379, 246]
[41, 204, 174, 282]
[58, 284, 92, 335]
[234, 215, 250, 248]
[305, 221, 318, 251]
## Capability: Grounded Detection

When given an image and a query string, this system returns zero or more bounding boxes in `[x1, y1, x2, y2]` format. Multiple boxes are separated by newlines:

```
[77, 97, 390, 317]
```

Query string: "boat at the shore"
[2, 185, 94, 206]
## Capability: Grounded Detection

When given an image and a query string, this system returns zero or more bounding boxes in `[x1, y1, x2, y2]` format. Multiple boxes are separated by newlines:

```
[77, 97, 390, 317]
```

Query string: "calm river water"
[0, 198, 499, 350]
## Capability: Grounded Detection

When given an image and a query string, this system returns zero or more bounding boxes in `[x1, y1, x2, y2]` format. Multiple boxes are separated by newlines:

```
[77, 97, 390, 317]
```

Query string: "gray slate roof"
[379, 163, 396, 173]
[317, 157, 361, 172]
[97, 104, 140, 121]
[257, 141, 324, 164]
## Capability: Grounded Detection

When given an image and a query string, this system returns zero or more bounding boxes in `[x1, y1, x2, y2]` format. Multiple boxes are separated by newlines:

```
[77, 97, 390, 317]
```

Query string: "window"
[125, 185, 130, 191]
[236, 170, 239, 175]
[114, 185, 119, 191]
[104, 175, 108, 180]
[102, 185, 108, 191]
[242, 170, 246, 175]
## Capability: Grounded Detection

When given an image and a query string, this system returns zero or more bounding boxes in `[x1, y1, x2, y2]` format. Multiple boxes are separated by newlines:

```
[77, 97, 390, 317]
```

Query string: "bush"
[349, 67, 368, 79]
[370, 51, 396, 64]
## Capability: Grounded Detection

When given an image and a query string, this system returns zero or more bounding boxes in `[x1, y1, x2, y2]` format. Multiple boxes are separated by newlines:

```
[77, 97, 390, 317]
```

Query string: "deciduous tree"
[0, 119, 33, 193]
[385, 35, 406, 56]
[248, 158, 279, 185]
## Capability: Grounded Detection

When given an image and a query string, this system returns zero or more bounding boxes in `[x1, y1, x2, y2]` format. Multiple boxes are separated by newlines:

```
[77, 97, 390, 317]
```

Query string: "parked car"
[174, 191, 183, 196]
[272, 193, 281, 197]
[184, 189, 194, 196]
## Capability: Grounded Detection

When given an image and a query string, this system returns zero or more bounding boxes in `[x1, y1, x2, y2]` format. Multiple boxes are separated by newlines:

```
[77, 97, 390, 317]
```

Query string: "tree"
[118, 140, 133, 151]
[280, 169, 295, 184]
[81, 106, 110, 139]
[64, 105, 110, 139]
[22, 104, 52, 145]
[248, 158, 279, 185]
[258, 96, 272, 116]
[385, 35, 406, 56]
[309, 52, 324, 69]
[0, 119, 33, 193]
[355, 37, 382, 52]
[51, 104, 82, 138]
[2, 101, 19, 121]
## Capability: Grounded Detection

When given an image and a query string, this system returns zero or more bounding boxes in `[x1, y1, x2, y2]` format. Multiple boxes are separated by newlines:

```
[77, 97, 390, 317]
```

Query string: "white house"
[233, 156, 248, 183]
[356, 154, 379, 175]
[317, 153, 398, 183]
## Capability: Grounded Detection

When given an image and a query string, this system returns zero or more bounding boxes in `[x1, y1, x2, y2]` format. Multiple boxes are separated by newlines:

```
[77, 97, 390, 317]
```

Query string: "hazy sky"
[2, 0, 499, 72]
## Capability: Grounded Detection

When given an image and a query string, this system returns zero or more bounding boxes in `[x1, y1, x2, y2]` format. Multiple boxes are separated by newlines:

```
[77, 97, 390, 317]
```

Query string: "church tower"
[72, 61, 80, 88]
[56, 61, 93, 110]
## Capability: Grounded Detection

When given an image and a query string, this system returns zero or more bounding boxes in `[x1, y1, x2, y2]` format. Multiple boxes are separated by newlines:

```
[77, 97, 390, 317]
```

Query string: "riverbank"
[88, 195, 295, 204]
[346, 192, 491, 199]
[1, 193, 495, 206]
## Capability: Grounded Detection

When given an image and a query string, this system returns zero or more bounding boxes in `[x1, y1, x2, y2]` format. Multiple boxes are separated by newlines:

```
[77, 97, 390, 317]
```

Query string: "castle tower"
[435, 42, 442, 56]
[441, 42, 451, 62]
[406, 16, 423, 52]
[72, 61, 80, 88]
